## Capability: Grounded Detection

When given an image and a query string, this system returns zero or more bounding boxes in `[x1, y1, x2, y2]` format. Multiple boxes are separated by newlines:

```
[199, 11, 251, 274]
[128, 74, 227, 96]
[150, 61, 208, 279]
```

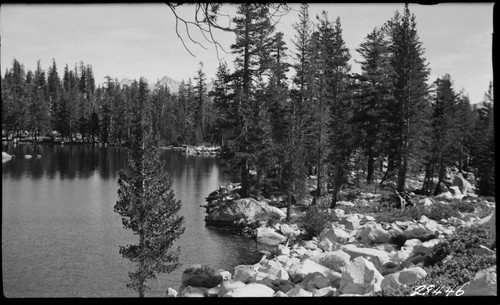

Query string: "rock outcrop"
[183, 185, 495, 298]
[205, 198, 286, 227]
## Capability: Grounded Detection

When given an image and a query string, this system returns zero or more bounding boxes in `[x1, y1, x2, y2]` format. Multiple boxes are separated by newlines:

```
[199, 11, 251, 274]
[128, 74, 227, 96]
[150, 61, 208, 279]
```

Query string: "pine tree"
[386, 4, 430, 192]
[49, 61, 65, 138]
[150, 81, 173, 142]
[306, 12, 335, 200]
[194, 62, 207, 145]
[230, 3, 275, 197]
[4, 59, 29, 136]
[210, 61, 234, 148]
[454, 92, 474, 172]
[473, 81, 495, 196]
[352, 27, 395, 185]
[327, 17, 353, 208]
[185, 78, 196, 145]
[429, 74, 460, 195]
[114, 78, 185, 297]
[28, 60, 51, 139]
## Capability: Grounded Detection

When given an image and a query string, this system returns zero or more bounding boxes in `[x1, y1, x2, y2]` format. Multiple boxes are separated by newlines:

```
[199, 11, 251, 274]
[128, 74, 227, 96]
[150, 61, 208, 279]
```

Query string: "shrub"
[426, 202, 459, 221]
[301, 206, 336, 239]
[374, 204, 427, 223]
[377, 226, 495, 296]
[374, 285, 414, 296]
[314, 255, 348, 273]
[254, 210, 282, 227]
[450, 200, 475, 213]
[342, 189, 361, 201]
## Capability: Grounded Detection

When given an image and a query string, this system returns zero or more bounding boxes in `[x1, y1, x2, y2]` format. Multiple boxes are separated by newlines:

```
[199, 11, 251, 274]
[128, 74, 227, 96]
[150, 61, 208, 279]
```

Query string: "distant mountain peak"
[155, 75, 181, 92]
[119, 78, 134, 88]
[119, 75, 213, 93]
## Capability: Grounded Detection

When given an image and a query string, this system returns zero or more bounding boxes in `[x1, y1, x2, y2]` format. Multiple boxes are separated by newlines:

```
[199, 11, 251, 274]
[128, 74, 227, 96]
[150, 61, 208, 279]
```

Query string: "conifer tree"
[327, 17, 353, 208]
[473, 81, 495, 196]
[429, 74, 460, 195]
[307, 12, 334, 199]
[454, 93, 474, 172]
[210, 61, 234, 148]
[114, 78, 185, 297]
[194, 62, 207, 145]
[230, 3, 275, 197]
[28, 60, 51, 139]
[352, 27, 395, 185]
[3, 59, 29, 135]
[386, 4, 430, 192]
[47, 59, 64, 136]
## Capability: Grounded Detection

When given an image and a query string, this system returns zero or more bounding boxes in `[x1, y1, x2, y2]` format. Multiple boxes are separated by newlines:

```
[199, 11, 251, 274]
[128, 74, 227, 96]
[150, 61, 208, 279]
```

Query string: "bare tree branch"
[165, 3, 291, 60]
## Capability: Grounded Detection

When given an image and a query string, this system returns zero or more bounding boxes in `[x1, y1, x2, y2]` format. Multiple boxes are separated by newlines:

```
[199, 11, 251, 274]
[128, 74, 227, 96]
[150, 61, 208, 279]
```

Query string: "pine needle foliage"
[114, 78, 185, 297]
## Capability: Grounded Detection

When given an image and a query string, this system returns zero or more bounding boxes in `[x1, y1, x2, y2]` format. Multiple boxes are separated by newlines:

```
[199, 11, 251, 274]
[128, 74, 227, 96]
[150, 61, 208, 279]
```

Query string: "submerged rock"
[181, 264, 223, 288]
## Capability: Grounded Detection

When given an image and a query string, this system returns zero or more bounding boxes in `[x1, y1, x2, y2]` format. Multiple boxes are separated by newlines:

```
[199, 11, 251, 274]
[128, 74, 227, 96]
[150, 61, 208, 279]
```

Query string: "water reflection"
[2, 143, 260, 297]
[2, 143, 128, 181]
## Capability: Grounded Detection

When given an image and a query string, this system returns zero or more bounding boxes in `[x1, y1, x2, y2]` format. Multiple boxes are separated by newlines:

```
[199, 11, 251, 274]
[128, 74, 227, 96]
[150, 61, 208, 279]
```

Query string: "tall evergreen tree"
[230, 3, 275, 197]
[386, 4, 430, 192]
[429, 74, 460, 195]
[306, 12, 335, 200]
[3, 59, 29, 134]
[48, 60, 64, 137]
[326, 17, 353, 208]
[28, 60, 51, 139]
[454, 92, 474, 172]
[194, 61, 207, 145]
[210, 61, 234, 148]
[283, 3, 312, 217]
[473, 81, 495, 196]
[114, 78, 185, 297]
[352, 27, 395, 185]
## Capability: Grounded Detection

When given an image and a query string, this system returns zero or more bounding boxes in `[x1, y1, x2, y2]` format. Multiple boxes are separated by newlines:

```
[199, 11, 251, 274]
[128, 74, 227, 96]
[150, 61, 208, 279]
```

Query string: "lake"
[2, 143, 267, 297]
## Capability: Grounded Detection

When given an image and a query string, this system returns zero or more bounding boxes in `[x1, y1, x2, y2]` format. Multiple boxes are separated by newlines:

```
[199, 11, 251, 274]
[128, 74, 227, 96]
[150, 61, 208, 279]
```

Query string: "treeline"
[207, 3, 495, 200]
[1, 58, 217, 146]
[1, 4, 494, 199]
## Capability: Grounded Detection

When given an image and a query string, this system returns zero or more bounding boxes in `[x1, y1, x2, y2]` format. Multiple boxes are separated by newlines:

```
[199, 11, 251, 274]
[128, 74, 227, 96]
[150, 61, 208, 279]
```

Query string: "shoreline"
[169, 178, 496, 297]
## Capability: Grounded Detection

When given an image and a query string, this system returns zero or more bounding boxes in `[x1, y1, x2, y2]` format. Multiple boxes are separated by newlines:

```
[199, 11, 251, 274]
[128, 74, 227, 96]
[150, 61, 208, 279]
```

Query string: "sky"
[0, 3, 494, 104]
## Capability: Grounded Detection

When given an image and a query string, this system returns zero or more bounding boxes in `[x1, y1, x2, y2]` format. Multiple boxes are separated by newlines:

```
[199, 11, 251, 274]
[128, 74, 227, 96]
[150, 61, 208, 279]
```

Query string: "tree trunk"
[458, 146, 463, 173]
[316, 163, 321, 199]
[240, 159, 249, 198]
[330, 165, 343, 209]
[422, 161, 434, 195]
[286, 190, 292, 222]
[366, 153, 375, 185]
[433, 163, 445, 196]
[397, 151, 407, 192]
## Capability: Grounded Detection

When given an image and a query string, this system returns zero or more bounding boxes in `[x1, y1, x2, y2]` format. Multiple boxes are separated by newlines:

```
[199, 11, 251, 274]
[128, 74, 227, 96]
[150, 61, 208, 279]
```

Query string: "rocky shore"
[161, 144, 221, 156]
[166, 175, 496, 297]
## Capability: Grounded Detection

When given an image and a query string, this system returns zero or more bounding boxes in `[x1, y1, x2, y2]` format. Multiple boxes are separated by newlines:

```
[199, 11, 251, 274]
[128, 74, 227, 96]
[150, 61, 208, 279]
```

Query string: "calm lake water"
[2, 143, 267, 297]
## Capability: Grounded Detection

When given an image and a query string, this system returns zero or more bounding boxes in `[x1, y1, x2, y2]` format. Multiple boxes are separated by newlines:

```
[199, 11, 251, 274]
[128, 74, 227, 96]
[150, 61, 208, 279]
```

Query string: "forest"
[1, 3, 495, 201]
